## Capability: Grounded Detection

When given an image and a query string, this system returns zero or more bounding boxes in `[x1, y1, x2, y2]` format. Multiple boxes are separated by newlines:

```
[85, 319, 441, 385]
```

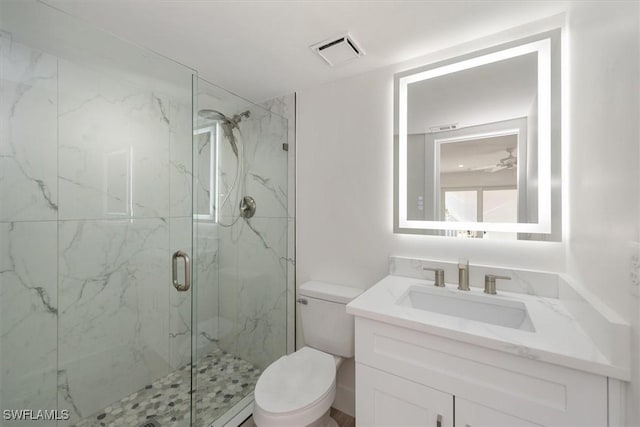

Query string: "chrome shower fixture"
[239, 196, 256, 219]
[197, 109, 250, 157]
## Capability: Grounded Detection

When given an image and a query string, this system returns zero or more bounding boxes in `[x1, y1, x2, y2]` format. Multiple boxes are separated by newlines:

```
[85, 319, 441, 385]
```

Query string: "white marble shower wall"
[192, 86, 291, 375]
[191, 90, 223, 360]
[2, 31, 294, 427]
[0, 32, 195, 426]
[210, 90, 292, 370]
[261, 94, 296, 355]
[0, 36, 60, 427]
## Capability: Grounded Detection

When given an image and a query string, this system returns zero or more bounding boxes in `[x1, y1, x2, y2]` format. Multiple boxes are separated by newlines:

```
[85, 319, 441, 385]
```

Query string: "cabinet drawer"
[356, 363, 453, 427]
[355, 318, 607, 426]
[455, 398, 543, 427]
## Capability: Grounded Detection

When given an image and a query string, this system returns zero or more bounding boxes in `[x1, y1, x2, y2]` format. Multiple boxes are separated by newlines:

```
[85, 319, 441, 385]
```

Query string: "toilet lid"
[255, 347, 336, 414]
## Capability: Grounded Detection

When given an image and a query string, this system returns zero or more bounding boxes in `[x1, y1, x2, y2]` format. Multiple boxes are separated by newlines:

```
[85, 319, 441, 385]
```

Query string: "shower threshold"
[75, 348, 261, 427]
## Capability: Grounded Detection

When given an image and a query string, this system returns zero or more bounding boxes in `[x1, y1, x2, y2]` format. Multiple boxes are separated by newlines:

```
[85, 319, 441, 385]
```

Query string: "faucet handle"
[484, 274, 511, 295]
[423, 267, 445, 287]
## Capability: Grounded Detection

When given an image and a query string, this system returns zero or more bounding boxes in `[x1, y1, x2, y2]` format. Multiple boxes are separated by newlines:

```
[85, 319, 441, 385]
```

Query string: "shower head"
[197, 109, 251, 126]
[198, 109, 226, 121]
[197, 109, 250, 159]
[234, 110, 251, 122]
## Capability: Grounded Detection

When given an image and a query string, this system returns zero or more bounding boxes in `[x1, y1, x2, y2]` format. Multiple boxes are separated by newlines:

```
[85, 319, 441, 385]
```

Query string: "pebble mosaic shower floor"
[75, 348, 262, 427]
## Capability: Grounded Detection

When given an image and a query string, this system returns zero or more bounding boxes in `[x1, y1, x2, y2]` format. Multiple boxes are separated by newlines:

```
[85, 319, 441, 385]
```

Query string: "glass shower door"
[192, 78, 289, 426]
[0, 2, 196, 427]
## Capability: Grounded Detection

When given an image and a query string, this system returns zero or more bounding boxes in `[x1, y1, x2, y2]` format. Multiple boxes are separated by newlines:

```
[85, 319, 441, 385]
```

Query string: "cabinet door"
[455, 397, 543, 427]
[356, 363, 453, 427]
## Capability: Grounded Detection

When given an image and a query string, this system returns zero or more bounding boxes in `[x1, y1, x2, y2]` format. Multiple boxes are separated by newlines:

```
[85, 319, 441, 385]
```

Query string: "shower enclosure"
[0, 2, 290, 426]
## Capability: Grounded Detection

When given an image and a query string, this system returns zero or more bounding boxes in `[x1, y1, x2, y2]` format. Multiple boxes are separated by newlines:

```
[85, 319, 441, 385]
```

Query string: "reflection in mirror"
[195, 125, 217, 221]
[439, 135, 518, 223]
[395, 31, 561, 240]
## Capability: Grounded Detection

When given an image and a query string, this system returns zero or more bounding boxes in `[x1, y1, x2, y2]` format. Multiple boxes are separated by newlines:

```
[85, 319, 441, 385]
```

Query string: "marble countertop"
[346, 275, 630, 380]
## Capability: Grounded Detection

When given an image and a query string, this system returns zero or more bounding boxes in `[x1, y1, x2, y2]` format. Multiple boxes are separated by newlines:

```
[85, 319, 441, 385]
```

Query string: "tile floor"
[239, 408, 355, 427]
[75, 348, 261, 427]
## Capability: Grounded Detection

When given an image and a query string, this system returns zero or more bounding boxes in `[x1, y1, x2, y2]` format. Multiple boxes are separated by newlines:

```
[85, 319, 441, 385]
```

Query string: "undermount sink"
[397, 285, 536, 332]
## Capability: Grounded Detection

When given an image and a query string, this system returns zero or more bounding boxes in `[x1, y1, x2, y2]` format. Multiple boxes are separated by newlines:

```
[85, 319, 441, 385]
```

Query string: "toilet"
[253, 281, 363, 427]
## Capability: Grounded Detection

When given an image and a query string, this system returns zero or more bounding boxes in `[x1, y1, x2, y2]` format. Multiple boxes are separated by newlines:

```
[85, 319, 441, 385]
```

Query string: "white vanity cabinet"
[354, 318, 608, 427]
[357, 363, 453, 427]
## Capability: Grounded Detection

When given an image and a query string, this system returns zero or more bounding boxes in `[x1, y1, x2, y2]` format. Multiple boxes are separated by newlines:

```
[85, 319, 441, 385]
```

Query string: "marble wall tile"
[283, 94, 296, 353]
[169, 99, 193, 218]
[211, 104, 288, 221]
[1, 23, 199, 426]
[166, 217, 222, 370]
[218, 217, 288, 369]
[242, 106, 289, 220]
[57, 218, 171, 423]
[233, 217, 288, 368]
[0, 36, 58, 222]
[194, 129, 217, 221]
[194, 221, 220, 357]
[167, 89, 195, 370]
[261, 93, 296, 353]
[260, 93, 295, 219]
[217, 220, 240, 356]
[206, 90, 292, 367]
[286, 218, 296, 353]
[1, 46, 292, 426]
[0, 222, 58, 426]
[57, 59, 172, 220]
[215, 134, 243, 222]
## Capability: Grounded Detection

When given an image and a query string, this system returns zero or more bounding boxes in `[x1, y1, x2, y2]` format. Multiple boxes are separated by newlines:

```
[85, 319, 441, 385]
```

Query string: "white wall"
[565, 1, 639, 329]
[296, 69, 395, 414]
[297, 3, 640, 420]
[563, 3, 640, 425]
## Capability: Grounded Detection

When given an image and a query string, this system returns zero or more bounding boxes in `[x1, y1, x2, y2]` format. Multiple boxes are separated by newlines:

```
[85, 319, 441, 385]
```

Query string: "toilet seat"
[254, 347, 336, 426]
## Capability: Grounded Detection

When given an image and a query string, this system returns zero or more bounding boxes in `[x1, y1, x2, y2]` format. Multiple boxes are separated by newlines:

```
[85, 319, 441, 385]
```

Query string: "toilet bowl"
[252, 281, 362, 427]
[253, 347, 341, 427]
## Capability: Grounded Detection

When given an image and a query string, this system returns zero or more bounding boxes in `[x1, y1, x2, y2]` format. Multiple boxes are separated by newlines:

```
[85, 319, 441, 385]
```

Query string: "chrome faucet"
[458, 259, 470, 291]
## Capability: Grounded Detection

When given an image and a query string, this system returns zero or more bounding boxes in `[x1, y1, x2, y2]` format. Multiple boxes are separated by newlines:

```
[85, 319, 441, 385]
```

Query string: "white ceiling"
[44, 0, 568, 103]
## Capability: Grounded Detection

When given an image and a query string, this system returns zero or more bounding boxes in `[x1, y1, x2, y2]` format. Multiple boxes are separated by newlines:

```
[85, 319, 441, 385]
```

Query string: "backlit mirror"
[394, 30, 561, 240]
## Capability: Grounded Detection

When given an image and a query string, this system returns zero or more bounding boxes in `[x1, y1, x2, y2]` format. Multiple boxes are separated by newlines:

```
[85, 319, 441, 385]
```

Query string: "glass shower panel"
[0, 21, 59, 427]
[1, 2, 195, 426]
[55, 51, 194, 427]
[193, 78, 289, 426]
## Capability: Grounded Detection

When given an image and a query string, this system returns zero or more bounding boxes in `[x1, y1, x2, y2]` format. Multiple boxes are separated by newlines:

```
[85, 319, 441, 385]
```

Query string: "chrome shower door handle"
[172, 250, 191, 292]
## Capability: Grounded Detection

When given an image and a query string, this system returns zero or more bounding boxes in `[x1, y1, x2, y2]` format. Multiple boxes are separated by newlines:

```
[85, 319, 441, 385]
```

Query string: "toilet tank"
[299, 281, 363, 358]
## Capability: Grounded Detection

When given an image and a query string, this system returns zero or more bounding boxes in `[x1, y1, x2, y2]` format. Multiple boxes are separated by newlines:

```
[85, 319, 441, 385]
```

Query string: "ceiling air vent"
[311, 33, 365, 66]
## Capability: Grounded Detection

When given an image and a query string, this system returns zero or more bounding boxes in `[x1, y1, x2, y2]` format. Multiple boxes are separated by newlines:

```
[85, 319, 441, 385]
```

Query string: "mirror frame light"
[397, 38, 552, 233]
